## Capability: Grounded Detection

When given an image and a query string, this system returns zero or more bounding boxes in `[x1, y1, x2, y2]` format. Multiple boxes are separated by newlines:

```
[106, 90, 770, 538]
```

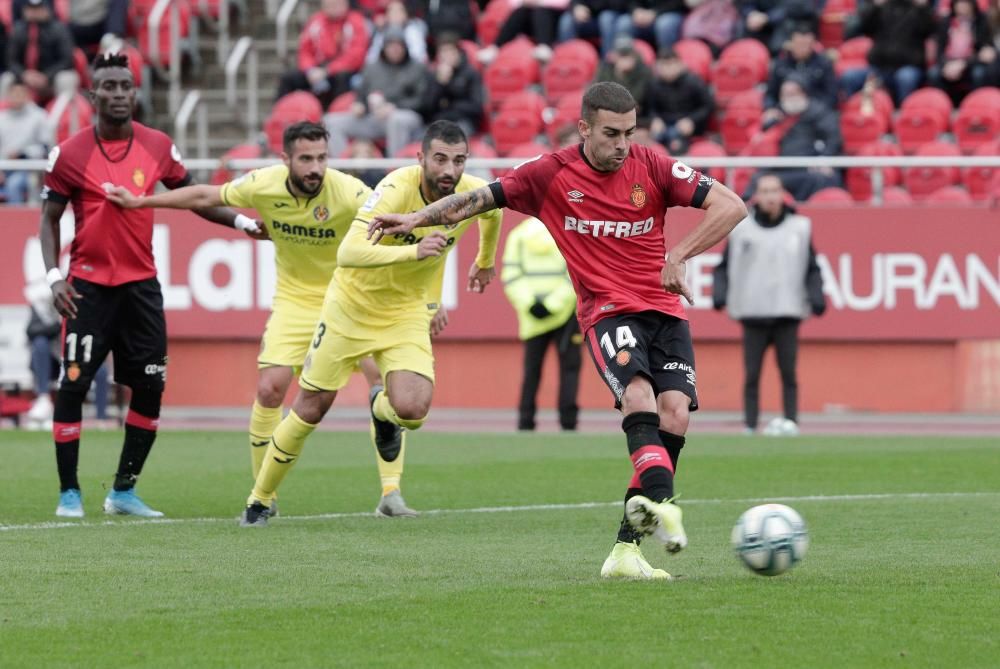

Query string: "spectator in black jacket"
[4, 0, 77, 103]
[929, 0, 995, 103]
[739, 0, 820, 54]
[767, 77, 843, 200]
[611, 0, 688, 52]
[647, 47, 713, 153]
[763, 24, 836, 124]
[840, 0, 936, 104]
[420, 34, 484, 137]
[556, 1, 627, 56]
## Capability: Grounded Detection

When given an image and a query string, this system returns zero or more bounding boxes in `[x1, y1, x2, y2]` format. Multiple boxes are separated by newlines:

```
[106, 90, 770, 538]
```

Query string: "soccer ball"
[731, 504, 809, 576]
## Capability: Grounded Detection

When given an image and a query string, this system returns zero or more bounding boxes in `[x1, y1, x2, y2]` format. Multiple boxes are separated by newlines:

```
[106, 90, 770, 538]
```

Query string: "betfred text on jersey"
[564, 216, 655, 238]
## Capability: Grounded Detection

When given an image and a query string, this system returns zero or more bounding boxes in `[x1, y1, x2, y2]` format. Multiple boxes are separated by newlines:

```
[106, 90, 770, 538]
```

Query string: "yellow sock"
[373, 391, 426, 431]
[249, 400, 282, 480]
[373, 432, 406, 496]
[248, 410, 316, 506]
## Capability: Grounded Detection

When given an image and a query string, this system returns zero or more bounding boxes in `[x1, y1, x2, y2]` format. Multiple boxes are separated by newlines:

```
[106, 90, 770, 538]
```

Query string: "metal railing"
[225, 37, 260, 143]
[275, 0, 302, 61]
[148, 0, 184, 115]
[175, 91, 210, 172]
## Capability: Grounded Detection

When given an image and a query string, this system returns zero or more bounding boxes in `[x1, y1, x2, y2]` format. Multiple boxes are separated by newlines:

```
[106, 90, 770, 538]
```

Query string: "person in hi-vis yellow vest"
[502, 217, 582, 431]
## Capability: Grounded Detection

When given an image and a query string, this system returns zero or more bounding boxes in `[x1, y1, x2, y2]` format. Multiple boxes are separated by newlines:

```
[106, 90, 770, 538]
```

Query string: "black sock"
[53, 389, 85, 492]
[659, 430, 686, 473]
[622, 411, 674, 502]
[616, 487, 645, 544]
[114, 425, 156, 491]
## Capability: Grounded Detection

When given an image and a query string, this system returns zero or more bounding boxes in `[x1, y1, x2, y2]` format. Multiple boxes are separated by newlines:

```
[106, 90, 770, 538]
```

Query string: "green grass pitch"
[1, 429, 998, 668]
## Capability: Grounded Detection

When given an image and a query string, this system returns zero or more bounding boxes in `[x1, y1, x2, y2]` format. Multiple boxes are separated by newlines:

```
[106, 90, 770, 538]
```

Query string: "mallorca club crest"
[615, 350, 631, 366]
[132, 168, 145, 189]
[312, 205, 329, 222]
[67, 363, 81, 382]
[630, 183, 646, 208]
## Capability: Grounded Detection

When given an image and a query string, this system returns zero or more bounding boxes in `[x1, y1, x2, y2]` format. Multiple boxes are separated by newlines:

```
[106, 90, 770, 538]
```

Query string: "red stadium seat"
[73, 49, 92, 90]
[923, 186, 973, 205]
[506, 141, 550, 158]
[845, 141, 903, 202]
[807, 187, 854, 204]
[394, 141, 423, 159]
[498, 90, 547, 118]
[893, 88, 953, 154]
[840, 109, 889, 155]
[131, 0, 193, 68]
[264, 91, 323, 154]
[673, 39, 713, 82]
[630, 39, 656, 67]
[731, 167, 756, 198]
[962, 140, 999, 200]
[491, 105, 544, 156]
[953, 87, 1000, 154]
[327, 91, 356, 114]
[543, 40, 599, 104]
[842, 88, 894, 128]
[713, 40, 770, 106]
[719, 90, 763, 154]
[484, 38, 540, 110]
[881, 186, 914, 205]
[478, 0, 514, 45]
[0, 2, 11, 29]
[834, 36, 871, 76]
[46, 94, 95, 144]
[459, 40, 484, 73]
[903, 141, 961, 200]
[686, 140, 727, 181]
[819, 0, 855, 48]
[211, 142, 263, 185]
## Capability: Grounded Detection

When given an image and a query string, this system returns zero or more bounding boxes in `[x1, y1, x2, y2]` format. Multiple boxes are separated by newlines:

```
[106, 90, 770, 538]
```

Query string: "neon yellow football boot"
[600, 541, 672, 580]
[625, 495, 688, 554]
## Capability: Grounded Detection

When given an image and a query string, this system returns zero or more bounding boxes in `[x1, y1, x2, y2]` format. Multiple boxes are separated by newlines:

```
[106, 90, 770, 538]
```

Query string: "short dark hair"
[581, 82, 636, 124]
[421, 120, 467, 152]
[283, 121, 329, 154]
[91, 53, 131, 85]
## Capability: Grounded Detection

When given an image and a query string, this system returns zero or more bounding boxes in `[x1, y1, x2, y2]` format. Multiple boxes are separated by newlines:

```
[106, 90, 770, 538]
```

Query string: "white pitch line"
[1, 491, 998, 533]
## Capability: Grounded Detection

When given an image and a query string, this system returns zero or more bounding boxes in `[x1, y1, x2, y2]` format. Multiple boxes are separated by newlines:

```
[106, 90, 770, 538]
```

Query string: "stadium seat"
[498, 90, 547, 119]
[673, 39, 713, 82]
[130, 0, 193, 68]
[713, 40, 770, 106]
[731, 167, 756, 198]
[807, 187, 854, 204]
[881, 186, 913, 205]
[394, 141, 423, 159]
[903, 141, 961, 200]
[893, 88, 953, 154]
[483, 38, 540, 110]
[842, 88, 894, 128]
[719, 90, 763, 154]
[686, 140, 727, 181]
[469, 137, 498, 159]
[506, 141, 550, 158]
[630, 39, 656, 67]
[327, 91, 356, 114]
[923, 186, 973, 205]
[962, 140, 999, 200]
[840, 109, 889, 155]
[845, 141, 903, 202]
[477, 0, 514, 45]
[834, 36, 871, 76]
[264, 91, 323, 154]
[953, 87, 1000, 154]
[459, 40, 484, 73]
[46, 94, 95, 144]
[543, 40, 599, 104]
[211, 142, 263, 185]
[818, 0, 855, 48]
[491, 103, 545, 156]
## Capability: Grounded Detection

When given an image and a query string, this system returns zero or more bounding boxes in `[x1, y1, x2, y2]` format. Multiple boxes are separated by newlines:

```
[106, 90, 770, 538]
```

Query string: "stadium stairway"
[148, 0, 307, 157]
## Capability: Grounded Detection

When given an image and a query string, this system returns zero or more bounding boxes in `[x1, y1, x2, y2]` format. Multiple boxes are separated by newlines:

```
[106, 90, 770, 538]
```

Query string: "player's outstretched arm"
[106, 183, 224, 210]
[367, 185, 498, 242]
[662, 181, 748, 304]
[39, 199, 81, 319]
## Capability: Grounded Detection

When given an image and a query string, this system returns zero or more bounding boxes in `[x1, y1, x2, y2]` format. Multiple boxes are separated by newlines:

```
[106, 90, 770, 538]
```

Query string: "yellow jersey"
[336, 164, 502, 323]
[220, 164, 370, 308]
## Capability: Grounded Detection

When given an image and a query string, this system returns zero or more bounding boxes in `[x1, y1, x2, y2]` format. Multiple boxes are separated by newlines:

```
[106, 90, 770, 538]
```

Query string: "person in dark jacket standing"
[929, 0, 995, 104]
[4, 0, 77, 103]
[839, 0, 936, 103]
[713, 174, 826, 436]
[763, 24, 836, 120]
[647, 47, 713, 154]
[420, 34, 484, 137]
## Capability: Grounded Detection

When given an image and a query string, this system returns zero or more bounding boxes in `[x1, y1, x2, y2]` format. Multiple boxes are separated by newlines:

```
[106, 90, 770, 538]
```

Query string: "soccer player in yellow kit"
[237, 120, 502, 526]
[107, 122, 433, 515]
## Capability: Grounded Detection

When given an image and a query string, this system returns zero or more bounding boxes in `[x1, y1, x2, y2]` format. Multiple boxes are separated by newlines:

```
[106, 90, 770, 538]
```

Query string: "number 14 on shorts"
[600, 326, 636, 357]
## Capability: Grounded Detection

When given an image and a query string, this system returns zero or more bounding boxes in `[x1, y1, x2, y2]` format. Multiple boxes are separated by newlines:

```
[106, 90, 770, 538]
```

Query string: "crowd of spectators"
[268, 0, 1000, 202]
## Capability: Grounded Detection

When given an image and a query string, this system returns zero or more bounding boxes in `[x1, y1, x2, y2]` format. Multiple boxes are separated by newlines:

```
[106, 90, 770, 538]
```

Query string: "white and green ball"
[731, 503, 809, 576]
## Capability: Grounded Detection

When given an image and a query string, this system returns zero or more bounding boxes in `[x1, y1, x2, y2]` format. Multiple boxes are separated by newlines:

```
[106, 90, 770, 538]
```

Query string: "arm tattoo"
[421, 186, 496, 227]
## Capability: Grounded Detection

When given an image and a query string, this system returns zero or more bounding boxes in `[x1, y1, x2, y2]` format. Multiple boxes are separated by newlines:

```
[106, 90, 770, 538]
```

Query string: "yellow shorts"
[299, 297, 434, 392]
[257, 301, 323, 371]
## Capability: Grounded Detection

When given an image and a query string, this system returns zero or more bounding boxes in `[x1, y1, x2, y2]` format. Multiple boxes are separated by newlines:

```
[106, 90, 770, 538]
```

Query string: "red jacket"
[297, 10, 369, 75]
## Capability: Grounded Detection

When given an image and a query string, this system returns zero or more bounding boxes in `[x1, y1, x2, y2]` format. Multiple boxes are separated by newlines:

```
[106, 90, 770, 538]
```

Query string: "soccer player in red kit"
[369, 82, 747, 579]
[39, 54, 266, 519]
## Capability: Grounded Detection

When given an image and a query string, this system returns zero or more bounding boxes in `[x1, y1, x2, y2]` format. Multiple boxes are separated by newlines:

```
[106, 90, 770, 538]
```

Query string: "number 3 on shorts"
[600, 326, 636, 357]
[312, 322, 326, 349]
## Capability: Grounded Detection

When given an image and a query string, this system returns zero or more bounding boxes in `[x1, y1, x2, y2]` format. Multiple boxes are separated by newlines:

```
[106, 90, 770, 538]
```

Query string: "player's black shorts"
[60, 277, 167, 392]
[585, 310, 698, 411]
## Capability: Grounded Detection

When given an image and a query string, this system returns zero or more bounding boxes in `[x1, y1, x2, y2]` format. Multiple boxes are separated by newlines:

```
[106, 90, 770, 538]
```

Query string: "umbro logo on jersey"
[567, 190, 585, 203]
